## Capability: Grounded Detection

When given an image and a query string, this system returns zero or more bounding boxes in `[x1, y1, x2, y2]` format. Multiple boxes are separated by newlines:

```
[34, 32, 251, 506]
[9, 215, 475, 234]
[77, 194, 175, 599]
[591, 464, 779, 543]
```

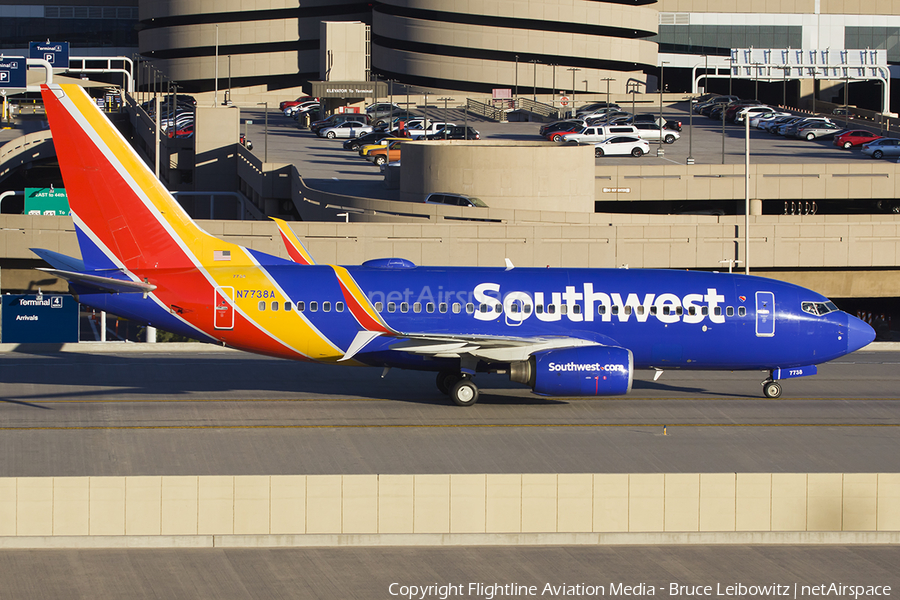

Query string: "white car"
[750, 111, 791, 128]
[593, 136, 650, 157]
[633, 123, 680, 144]
[284, 100, 319, 117]
[318, 121, 373, 139]
[734, 105, 772, 123]
[407, 122, 455, 139]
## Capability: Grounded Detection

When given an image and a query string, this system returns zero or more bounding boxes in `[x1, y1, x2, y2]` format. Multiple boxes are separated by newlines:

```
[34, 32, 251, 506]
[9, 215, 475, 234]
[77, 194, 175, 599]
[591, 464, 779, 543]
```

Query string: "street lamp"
[687, 96, 696, 165]
[723, 56, 735, 165]
[256, 102, 268, 163]
[567, 67, 581, 118]
[514, 54, 519, 101]
[529, 59, 540, 102]
[658, 61, 669, 157]
[600, 77, 614, 109]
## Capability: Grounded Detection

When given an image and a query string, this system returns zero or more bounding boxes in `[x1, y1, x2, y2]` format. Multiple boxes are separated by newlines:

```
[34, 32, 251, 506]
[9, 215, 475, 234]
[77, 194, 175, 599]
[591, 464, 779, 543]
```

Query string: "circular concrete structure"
[399, 140, 595, 212]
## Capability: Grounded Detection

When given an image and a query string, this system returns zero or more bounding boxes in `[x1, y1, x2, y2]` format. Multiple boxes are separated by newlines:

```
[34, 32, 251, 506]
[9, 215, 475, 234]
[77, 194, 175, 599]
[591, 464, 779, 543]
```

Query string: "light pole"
[601, 77, 614, 109]
[687, 96, 695, 165]
[514, 54, 519, 101]
[744, 110, 750, 275]
[550, 64, 557, 107]
[844, 73, 850, 128]
[256, 102, 268, 163]
[658, 61, 668, 157]
[530, 59, 539, 101]
[567, 67, 581, 118]
[438, 97, 454, 130]
[723, 57, 735, 165]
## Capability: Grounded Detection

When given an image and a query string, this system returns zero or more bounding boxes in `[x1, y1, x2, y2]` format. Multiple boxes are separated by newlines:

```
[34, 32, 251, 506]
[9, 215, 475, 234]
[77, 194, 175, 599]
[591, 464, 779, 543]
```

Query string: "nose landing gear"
[436, 371, 480, 407]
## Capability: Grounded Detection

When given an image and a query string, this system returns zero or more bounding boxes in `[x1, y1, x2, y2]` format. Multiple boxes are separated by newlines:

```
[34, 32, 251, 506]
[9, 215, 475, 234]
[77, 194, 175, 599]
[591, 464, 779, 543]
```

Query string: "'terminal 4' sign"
[29, 41, 69, 69]
[0, 56, 27, 91]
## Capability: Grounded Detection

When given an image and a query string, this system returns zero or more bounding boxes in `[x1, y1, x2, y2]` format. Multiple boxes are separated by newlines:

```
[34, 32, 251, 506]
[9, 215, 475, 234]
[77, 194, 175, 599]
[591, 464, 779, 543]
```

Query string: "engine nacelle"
[510, 346, 633, 397]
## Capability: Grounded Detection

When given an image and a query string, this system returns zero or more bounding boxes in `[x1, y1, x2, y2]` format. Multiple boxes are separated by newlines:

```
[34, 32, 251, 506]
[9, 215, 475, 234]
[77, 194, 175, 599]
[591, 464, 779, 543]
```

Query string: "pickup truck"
[407, 122, 454, 139]
[366, 139, 406, 166]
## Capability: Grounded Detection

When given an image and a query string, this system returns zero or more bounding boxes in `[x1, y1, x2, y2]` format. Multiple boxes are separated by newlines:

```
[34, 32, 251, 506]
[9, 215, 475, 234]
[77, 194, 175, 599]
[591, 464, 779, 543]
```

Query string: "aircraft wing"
[388, 333, 614, 362]
[342, 329, 618, 363]
[37, 268, 157, 295]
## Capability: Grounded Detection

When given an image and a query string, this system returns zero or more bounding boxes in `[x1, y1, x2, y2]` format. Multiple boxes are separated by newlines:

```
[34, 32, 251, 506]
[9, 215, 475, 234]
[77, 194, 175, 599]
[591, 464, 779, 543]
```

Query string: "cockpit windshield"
[801, 301, 839, 316]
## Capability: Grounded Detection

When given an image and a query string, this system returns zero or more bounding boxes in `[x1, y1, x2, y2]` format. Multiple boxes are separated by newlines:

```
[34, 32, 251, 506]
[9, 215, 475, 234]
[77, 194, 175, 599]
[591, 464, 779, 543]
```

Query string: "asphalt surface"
[1, 348, 898, 477]
[0, 545, 897, 599]
[239, 103, 890, 201]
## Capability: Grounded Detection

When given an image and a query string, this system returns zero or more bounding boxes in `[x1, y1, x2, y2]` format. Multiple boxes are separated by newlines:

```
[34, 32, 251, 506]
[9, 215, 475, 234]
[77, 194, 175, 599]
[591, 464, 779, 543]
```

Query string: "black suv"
[424, 126, 480, 140]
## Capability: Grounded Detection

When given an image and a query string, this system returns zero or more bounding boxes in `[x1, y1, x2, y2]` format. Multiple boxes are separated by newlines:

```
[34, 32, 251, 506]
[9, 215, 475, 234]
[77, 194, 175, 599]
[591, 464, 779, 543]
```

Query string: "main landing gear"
[436, 371, 479, 407]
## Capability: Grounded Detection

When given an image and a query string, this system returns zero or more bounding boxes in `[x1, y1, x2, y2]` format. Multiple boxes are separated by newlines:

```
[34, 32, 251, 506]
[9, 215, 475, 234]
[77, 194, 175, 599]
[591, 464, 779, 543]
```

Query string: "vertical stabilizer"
[41, 84, 213, 271]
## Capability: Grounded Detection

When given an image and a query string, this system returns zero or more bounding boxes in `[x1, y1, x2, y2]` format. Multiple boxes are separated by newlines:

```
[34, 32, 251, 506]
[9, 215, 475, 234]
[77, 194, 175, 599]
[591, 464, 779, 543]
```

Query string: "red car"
[279, 96, 317, 111]
[545, 125, 583, 142]
[833, 129, 883, 149]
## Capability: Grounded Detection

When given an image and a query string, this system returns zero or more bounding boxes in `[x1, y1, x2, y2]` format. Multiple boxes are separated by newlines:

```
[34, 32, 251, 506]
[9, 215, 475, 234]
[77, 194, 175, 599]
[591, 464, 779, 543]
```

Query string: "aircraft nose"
[846, 314, 876, 354]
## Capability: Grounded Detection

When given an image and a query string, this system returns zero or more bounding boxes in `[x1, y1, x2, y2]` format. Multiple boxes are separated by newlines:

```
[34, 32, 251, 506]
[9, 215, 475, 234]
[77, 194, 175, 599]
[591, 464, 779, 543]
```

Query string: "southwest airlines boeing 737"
[33, 84, 874, 406]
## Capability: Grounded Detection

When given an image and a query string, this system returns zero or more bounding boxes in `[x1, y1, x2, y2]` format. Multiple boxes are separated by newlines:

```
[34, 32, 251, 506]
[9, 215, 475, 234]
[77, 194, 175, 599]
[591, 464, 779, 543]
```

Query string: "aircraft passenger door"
[755, 291, 775, 337]
[214, 286, 235, 330]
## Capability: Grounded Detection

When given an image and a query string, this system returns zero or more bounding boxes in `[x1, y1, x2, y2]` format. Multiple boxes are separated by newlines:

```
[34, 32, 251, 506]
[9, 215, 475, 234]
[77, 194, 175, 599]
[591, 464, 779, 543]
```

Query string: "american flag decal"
[214, 250, 231, 261]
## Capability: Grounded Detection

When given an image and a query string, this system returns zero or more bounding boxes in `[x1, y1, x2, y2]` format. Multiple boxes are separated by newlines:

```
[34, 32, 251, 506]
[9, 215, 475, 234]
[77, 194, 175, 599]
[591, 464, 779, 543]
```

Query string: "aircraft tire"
[449, 378, 479, 407]
[763, 381, 782, 399]
[436, 371, 456, 395]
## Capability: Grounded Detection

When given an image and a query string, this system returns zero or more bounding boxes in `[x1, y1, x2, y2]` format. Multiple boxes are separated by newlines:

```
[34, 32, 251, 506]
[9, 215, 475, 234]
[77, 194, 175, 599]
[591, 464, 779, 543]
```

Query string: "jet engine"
[509, 346, 634, 396]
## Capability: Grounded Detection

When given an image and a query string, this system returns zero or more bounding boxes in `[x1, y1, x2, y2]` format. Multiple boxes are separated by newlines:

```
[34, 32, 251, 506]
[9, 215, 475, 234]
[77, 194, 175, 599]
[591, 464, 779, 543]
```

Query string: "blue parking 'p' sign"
[0, 56, 26, 90]
[29, 41, 69, 69]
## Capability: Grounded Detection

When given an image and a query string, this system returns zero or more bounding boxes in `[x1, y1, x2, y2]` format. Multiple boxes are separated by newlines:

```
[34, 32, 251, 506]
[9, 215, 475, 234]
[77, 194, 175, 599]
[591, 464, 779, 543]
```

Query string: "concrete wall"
[400, 141, 595, 211]
[658, 0, 895, 15]
[320, 21, 368, 82]
[0, 474, 897, 538]
[595, 161, 900, 203]
[6, 213, 900, 297]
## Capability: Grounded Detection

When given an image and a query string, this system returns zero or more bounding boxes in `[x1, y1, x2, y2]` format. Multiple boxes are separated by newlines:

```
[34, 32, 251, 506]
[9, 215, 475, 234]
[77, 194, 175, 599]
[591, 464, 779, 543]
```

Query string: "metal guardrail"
[514, 98, 559, 119]
[465, 98, 505, 122]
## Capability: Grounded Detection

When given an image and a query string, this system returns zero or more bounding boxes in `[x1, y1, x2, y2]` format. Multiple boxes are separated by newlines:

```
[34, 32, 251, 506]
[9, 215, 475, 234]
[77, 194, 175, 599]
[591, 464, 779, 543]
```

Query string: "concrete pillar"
[146, 326, 157, 343]
[100, 311, 106, 342]
[750, 199, 763, 216]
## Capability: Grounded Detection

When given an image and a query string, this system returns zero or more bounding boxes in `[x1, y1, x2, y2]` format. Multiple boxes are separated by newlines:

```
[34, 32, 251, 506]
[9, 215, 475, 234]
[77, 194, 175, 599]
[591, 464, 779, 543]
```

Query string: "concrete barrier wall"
[1, 474, 898, 537]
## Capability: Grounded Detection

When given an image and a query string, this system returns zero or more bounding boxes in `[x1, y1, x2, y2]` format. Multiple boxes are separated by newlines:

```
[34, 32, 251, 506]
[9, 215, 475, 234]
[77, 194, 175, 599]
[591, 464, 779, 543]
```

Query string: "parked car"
[366, 102, 405, 125]
[318, 120, 372, 139]
[539, 119, 585, 138]
[633, 114, 682, 131]
[285, 100, 319, 117]
[695, 95, 739, 113]
[280, 96, 317, 111]
[763, 116, 802, 133]
[861, 138, 900, 159]
[634, 123, 681, 144]
[780, 117, 834, 137]
[575, 102, 619, 116]
[424, 193, 488, 207]
[593, 136, 650, 157]
[795, 122, 843, 141]
[407, 121, 454, 139]
[310, 113, 370, 134]
[424, 125, 481, 140]
[562, 124, 641, 144]
[752, 112, 792, 129]
[343, 130, 394, 151]
[734, 105, 773, 123]
[834, 129, 884, 149]
[366, 139, 407, 166]
[359, 137, 408, 157]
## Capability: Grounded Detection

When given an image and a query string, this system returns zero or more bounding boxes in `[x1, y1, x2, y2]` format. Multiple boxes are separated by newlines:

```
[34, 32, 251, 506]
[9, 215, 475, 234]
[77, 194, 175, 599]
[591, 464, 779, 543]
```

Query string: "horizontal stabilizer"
[339, 330, 384, 362]
[38, 268, 157, 295]
[31, 248, 86, 272]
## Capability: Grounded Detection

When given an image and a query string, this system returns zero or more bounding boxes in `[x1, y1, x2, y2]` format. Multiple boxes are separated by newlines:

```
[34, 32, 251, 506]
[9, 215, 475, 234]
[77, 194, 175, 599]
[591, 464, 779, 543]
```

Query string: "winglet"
[271, 217, 317, 265]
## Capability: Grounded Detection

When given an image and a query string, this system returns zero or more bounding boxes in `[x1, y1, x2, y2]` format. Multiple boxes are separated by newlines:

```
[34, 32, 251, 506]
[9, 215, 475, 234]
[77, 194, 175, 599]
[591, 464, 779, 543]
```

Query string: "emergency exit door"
[214, 287, 235, 330]
[755, 291, 775, 337]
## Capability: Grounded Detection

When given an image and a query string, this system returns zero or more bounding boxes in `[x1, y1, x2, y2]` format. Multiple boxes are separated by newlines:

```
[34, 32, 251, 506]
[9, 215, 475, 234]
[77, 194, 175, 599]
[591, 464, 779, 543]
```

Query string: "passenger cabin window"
[439, 303, 447, 313]
[375, 302, 384, 312]
[495, 303, 503, 313]
[726, 306, 734, 317]
[650, 306, 657, 315]
[284, 301, 292, 311]
[336, 302, 344, 312]
[426, 303, 435, 313]
[611, 306, 619, 315]
[597, 305, 606, 315]
[452, 303, 460, 314]
[560, 305, 567, 315]
[323, 302, 331, 312]
[536, 305, 544, 314]
[547, 305, 555, 314]
[624, 306, 632, 315]
[388, 302, 396, 313]
[400, 302, 409, 313]
[258, 301, 265, 311]
[413, 302, 422, 313]
[310, 301, 318, 312]
[572, 305, 582, 315]
[271, 301, 279, 311]
[738, 307, 746, 317]
[298, 301, 305, 312]
[466, 303, 474, 314]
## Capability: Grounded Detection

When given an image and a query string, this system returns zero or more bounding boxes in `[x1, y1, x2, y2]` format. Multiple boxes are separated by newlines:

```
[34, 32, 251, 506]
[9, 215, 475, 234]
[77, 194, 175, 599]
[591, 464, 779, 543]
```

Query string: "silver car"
[795, 122, 843, 141]
[861, 138, 900, 159]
